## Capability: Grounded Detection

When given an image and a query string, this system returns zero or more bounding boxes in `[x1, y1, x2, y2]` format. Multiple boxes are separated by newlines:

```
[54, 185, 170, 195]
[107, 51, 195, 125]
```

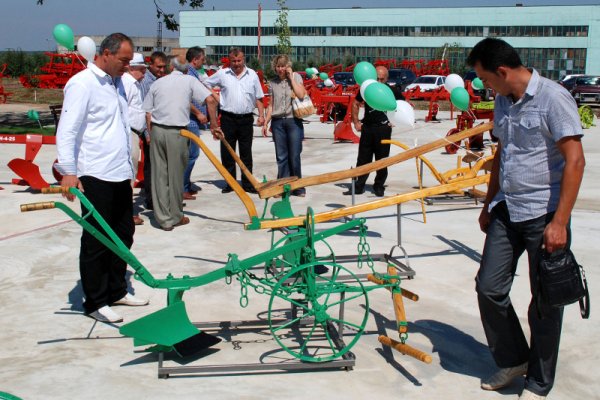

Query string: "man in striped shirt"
[468, 38, 585, 400]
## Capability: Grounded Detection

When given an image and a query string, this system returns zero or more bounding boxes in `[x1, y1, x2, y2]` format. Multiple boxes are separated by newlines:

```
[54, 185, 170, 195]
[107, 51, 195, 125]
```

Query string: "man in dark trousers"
[205, 47, 265, 194]
[345, 66, 404, 197]
[56, 33, 149, 323]
[468, 38, 585, 400]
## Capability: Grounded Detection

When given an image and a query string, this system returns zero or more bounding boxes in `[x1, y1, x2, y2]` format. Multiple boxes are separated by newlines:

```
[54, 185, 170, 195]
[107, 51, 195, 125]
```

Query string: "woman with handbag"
[262, 54, 310, 197]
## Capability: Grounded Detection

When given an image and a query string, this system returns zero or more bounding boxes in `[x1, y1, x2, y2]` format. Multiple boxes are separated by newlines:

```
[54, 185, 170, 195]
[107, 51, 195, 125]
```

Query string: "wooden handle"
[367, 274, 385, 285]
[388, 266, 408, 334]
[20, 202, 56, 212]
[181, 129, 258, 218]
[41, 187, 69, 194]
[400, 288, 419, 302]
[217, 134, 261, 189]
[378, 335, 432, 364]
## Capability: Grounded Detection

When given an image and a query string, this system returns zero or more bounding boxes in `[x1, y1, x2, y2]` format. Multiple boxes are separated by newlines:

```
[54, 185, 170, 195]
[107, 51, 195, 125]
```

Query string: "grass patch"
[1, 77, 64, 104]
[0, 126, 56, 135]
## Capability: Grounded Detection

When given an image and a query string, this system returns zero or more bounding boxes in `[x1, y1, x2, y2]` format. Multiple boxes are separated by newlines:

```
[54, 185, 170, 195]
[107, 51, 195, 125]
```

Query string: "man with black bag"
[467, 38, 585, 400]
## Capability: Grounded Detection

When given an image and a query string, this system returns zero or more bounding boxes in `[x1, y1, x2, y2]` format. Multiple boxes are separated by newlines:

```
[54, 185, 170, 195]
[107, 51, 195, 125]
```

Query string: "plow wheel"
[267, 262, 369, 362]
[444, 128, 461, 154]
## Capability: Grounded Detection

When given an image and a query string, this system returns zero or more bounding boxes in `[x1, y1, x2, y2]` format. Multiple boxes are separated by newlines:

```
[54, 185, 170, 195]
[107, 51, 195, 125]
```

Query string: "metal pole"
[397, 203, 402, 246]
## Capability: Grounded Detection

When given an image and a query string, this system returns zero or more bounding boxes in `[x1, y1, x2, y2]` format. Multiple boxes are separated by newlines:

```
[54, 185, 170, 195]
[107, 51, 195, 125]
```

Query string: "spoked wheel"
[267, 261, 369, 362]
[445, 128, 461, 154]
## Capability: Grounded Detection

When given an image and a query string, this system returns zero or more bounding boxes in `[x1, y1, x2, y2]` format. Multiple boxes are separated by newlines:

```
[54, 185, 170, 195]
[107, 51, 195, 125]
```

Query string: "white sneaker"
[113, 293, 149, 307]
[481, 362, 528, 391]
[88, 305, 123, 323]
[519, 389, 546, 400]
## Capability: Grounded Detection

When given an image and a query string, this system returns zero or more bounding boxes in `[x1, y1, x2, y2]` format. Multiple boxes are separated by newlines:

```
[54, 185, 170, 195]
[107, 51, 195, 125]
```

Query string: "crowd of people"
[53, 33, 584, 400]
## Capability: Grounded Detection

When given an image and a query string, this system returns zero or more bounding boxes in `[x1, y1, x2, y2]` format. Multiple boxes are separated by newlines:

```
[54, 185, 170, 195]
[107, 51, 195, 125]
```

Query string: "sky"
[1, 0, 599, 51]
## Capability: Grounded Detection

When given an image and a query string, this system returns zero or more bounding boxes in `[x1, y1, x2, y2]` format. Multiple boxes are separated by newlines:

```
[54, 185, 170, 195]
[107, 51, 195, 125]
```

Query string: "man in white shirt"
[56, 33, 148, 324]
[122, 52, 147, 225]
[206, 47, 265, 194]
[143, 56, 221, 231]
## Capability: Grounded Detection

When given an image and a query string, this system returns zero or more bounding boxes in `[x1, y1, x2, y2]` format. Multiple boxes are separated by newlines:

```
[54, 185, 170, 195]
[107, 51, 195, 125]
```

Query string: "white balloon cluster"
[444, 73, 465, 93]
[386, 100, 415, 129]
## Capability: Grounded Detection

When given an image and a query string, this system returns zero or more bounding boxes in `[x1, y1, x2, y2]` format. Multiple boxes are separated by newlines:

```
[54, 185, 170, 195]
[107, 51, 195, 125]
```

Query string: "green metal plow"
[22, 187, 421, 363]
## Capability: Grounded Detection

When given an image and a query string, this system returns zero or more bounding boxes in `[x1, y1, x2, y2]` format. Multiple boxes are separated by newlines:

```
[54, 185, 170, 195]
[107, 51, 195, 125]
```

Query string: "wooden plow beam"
[258, 121, 493, 199]
[253, 174, 490, 230]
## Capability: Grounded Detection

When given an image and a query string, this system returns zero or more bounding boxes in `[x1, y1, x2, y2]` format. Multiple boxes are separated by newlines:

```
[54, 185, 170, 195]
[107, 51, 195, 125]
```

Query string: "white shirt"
[56, 63, 133, 181]
[143, 71, 212, 127]
[122, 72, 146, 132]
[205, 67, 264, 114]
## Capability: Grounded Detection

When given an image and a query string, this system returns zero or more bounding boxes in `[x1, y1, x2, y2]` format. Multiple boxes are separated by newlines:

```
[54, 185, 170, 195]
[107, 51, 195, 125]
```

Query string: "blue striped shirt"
[187, 65, 209, 131]
[491, 69, 583, 222]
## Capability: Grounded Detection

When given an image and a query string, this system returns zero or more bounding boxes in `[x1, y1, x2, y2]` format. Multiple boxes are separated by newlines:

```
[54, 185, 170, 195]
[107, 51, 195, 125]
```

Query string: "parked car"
[387, 68, 416, 91]
[332, 72, 357, 88]
[557, 74, 585, 92]
[404, 75, 446, 92]
[571, 75, 600, 105]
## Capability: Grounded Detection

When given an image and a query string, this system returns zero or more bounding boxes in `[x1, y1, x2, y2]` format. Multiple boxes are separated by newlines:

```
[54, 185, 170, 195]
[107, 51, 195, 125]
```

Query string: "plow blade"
[8, 158, 50, 190]
[120, 301, 221, 357]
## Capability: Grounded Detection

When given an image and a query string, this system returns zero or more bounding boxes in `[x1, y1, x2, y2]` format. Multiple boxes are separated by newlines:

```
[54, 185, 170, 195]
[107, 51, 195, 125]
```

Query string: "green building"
[180, 5, 600, 79]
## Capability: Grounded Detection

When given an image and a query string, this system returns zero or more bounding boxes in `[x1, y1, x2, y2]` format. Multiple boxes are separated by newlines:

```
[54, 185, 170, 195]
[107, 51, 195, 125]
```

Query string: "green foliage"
[37, 0, 204, 31]
[275, 0, 291, 55]
[0, 51, 49, 77]
[436, 42, 467, 75]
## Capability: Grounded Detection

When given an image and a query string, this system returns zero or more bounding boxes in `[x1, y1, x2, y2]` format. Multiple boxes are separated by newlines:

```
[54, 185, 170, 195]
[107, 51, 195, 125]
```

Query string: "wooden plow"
[181, 121, 494, 230]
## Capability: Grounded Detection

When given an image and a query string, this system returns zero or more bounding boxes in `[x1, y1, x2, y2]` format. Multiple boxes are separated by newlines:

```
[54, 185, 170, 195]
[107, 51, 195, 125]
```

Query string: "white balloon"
[311, 67, 319, 75]
[77, 36, 96, 63]
[359, 79, 377, 99]
[324, 78, 333, 87]
[444, 73, 464, 93]
[386, 100, 415, 129]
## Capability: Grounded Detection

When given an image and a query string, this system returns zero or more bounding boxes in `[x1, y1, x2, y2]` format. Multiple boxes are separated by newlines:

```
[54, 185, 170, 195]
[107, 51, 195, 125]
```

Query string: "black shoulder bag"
[539, 249, 590, 319]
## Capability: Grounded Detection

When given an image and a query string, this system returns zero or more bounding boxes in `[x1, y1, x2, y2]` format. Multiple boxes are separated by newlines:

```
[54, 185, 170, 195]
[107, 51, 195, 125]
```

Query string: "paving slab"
[0, 110, 598, 400]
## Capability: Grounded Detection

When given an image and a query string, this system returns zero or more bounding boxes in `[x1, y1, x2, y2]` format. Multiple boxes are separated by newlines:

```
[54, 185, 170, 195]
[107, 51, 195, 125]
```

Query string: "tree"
[274, 0, 291, 55]
[36, 0, 204, 31]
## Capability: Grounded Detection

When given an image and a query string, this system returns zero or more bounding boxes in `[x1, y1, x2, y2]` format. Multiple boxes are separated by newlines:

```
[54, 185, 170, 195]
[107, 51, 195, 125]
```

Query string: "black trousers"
[476, 201, 568, 396]
[142, 138, 152, 207]
[79, 176, 134, 313]
[220, 112, 255, 190]
[355, 123, 392, 190]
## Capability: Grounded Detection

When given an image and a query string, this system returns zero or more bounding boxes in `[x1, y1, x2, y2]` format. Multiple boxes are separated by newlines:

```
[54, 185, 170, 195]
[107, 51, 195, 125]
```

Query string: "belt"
[131, 127, 145, 137]
[152, 123, 186, 130]
[221, 110, 253, 119]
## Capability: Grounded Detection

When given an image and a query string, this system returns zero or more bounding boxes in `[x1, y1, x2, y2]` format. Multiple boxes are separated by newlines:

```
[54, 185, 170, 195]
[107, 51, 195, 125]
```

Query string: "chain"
[239, 273, 249, 308]
[357, 223, 375, 271]
[400, 332, 409, 344]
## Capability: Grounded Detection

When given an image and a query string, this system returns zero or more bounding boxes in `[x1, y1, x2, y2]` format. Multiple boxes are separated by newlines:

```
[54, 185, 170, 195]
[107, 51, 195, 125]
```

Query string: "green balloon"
[53, 24, 74, 50]
[472, 77, 485, 90]
[319, 72, 329, 80]
[364, 82, 397, 112]
[353, 61, 377, 85]
[450, 87, 470, 111]
[26, 109, 39, 121]
[305, 67, 313, 74]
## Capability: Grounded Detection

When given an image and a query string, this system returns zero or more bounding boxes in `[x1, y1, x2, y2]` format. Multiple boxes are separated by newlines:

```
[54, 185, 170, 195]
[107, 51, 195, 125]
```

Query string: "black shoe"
[343, 188, 364, 195]
[221, 186, 233, 193]
[373, 187, 385, 197]
[244, 187, 258, 194]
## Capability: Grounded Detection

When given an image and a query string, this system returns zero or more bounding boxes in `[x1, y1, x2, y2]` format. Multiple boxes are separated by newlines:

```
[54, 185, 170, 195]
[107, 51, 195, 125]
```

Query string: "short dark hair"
[99, 33, 133, 55]
[229, 47, 244, 57]
[466, 38, 523, 72]
[186, 46, 205, 62]
[149, 51, 167, 64]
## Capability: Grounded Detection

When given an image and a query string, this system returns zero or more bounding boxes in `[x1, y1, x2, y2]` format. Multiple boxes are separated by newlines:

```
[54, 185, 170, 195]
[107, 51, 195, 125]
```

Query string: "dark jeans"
[355, 123, 392, 190]
[476, 201, 568, 396]
[183, 125, 201, 192]
[271, 117, 304, 194]
[79, 176, 134, 313]
[142, 138, 152, 207]
[220, 112, 254, 190]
